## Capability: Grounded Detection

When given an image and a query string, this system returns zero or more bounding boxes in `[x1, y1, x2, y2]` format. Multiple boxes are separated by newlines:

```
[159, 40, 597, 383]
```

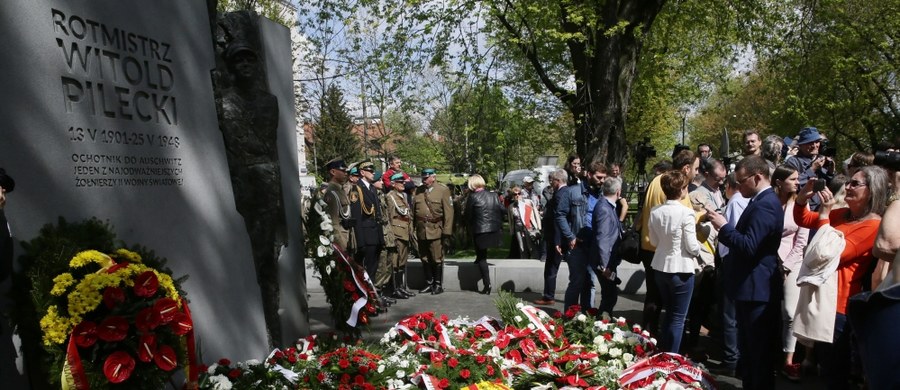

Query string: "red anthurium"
[169, 311, 193, 335]
[136, 307, 162, 332]
[102, 287, 125, 309]
[102, 351, 136, 383]
[97, 316, 129, 342]
[105, 261, 130, 274]
[153, 298, 179, 324]
[154, 344, 178, 371]
[133, 271, 159, 298]
[72, 321, 98, 348]
[138, 333, 157, 363]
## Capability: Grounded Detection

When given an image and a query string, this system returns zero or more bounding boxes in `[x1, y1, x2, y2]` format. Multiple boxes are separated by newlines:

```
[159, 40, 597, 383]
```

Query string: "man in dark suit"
[349, 160, 385, 281]
[707, 155, 784, 389]
[592, 176, 623, 314]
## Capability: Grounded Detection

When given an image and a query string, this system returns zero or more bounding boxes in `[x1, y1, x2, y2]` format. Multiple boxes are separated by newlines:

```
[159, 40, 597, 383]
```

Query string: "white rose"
[576, 314, 587, 322]
[377, 364, 385, 373]
[211, 375, 233, 390]
[317, 245, 330, 257]
[622, 353, 634, 362]
[609, 347, 622, 358]
[396, 370, 406, 378]
[400, 360, 409, 368]
[597, 344, 609, 354]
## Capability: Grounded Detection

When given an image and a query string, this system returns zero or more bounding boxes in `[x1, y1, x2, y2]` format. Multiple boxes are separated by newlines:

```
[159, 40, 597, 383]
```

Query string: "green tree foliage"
[314, 85, 362, 171]
[692, 0, 899, 158]
[216, 0, 294, 27]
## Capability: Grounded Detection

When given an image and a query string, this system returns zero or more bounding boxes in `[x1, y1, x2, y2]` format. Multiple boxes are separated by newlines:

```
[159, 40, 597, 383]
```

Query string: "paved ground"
[308, 288, 826, 389]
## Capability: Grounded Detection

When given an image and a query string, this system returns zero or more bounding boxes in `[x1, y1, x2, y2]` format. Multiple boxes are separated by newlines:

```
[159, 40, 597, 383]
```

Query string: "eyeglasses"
[846, 180, 867, 189]
[735, 173, 756, 184]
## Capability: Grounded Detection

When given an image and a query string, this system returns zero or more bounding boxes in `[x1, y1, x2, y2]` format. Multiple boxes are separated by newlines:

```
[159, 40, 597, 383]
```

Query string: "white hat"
[523, 176, 534, 183]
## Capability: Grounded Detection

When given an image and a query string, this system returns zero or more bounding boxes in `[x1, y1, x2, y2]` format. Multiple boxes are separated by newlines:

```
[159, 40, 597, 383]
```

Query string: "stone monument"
[0, 0, 307, 384]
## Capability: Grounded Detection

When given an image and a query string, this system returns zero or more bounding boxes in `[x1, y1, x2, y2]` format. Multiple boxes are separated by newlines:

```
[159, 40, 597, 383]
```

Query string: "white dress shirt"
[649, 200, 702, 273]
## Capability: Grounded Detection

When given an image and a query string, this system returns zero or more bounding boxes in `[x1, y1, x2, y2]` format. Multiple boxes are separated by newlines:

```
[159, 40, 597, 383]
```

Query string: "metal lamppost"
[678, 107, 689, 145]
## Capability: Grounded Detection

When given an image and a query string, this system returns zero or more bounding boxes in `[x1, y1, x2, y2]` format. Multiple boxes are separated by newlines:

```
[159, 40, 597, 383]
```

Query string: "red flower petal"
[102, 287, 125, 309]
[72, 321, 98, 348]
[133, 271, 159, 298]
[169, 311, 193, 336]
[106, 261, 130, 274]
[154, 344, 178, 371]
[153, 298, 179, 324]
[102, 351, 135, 383]
[136, 307, 162, 332]
[97, 316, 129, 342]
[218, 358, 231, 366]
[138, 333, 157, 363]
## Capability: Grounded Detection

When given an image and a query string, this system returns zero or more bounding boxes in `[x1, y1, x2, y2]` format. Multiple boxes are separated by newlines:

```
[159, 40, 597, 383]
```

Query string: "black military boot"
[419, 263, 435, 294]
[431, 263, 444, 295]
[399, 268, 416, 297]
[390, 272, 409, 299]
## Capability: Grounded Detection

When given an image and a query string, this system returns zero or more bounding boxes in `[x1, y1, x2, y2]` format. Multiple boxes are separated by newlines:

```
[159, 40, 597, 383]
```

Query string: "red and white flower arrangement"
[198, 293, 715, 389]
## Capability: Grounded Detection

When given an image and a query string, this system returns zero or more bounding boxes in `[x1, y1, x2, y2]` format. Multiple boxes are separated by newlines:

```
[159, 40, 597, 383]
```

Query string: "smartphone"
[813, 179, 826, 192]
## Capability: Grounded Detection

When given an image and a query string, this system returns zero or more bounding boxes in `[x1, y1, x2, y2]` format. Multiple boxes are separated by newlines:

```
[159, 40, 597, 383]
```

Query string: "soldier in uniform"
[372, 173, 398, 306]
[386, 173, 415, 298]
[349, 160, 385, 282]
[322, 159, 354, 251]
[412, 168, 454, 294]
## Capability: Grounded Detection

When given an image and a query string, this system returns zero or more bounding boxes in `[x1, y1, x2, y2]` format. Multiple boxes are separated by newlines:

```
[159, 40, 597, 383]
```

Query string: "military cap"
[421, 168, 436, 176]
[324, 158, 348, 171]
[347, 161, 361, 176]
[390, 172, 406, 182]
[358, 160, 376, 172]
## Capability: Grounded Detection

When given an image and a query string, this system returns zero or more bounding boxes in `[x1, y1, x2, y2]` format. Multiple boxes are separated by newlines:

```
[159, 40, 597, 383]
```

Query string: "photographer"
[783, 127, 835, 210]
[0, 168, 14, 283]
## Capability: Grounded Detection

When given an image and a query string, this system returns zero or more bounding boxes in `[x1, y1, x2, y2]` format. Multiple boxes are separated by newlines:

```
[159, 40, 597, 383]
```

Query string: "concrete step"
[305, 257, 647, 295]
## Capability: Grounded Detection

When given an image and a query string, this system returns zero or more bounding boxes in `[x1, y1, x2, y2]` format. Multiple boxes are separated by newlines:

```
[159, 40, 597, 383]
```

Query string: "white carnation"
[396, 370, 406, 378]
[377, 364, 386, 373]
[210, 374, 233, 390]
[207, 363, 219, 374]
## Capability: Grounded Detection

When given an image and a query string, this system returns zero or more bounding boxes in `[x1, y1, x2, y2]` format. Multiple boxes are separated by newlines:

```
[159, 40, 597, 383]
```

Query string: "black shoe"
[709, 366, 736, 377]
[480, 286, 492, 295]
[383, 296, 397, 304]
[400, 288, 416, 297]
[419, 284, 434, 294]
[391, 290, 409, 299]
[431, 285, 444, 295]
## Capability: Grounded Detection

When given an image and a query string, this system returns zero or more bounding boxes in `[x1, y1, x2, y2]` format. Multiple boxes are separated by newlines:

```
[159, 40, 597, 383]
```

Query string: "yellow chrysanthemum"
[69, 250, 114, 269]
[50, 273, 75, 296]
[114, 248, 142, 263]
[39, 305, 71, 346]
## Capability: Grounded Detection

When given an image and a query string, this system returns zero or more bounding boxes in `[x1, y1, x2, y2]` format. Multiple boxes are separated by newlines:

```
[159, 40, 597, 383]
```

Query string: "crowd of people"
[627, 128, 900, 389]
[319, 127, 900, 388]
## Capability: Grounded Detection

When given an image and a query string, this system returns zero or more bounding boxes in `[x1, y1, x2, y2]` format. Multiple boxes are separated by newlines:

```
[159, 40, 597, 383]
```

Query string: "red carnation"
[154, 344, 178, 371]
[459, 369, 471, 379]
[170, 311, 193, 336]
[438, 378, 450, 388]
[316, 372, 326, 381]
[354, 375, 365, 384]
[97, 316, 129, 342]
[218, 358, 231, 366]
[133, 271, 159, 298]
[102, 351, 135, 383]
[136, 307, 162, 332]
[102, 287, 125, 309]
[228, 368, 241, 379]
[338, 359, 350, 369]
[448, 357, 458, 368]
[137, 333, 157, 363]
[154, 298, 179, 324]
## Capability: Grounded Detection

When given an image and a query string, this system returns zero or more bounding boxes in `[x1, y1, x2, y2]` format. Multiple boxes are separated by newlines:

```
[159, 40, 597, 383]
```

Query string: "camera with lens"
[820, 144, 837, 158]
[875, 150, 900, 171]
[634, 137, 657, 174]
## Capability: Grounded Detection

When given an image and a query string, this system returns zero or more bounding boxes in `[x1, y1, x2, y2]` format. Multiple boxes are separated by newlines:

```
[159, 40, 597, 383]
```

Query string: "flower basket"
[39, 249, 196, 389]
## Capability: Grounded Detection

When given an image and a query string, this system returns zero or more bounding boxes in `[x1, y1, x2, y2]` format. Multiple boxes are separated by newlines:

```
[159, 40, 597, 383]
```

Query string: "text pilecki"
[52, 8, 179, 125]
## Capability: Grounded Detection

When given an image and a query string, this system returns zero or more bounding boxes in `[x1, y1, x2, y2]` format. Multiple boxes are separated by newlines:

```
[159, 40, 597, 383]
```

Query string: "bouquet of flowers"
[39, 249, 195, 389]
[199, 293, 714, 390]
[305, 195, 379, 337]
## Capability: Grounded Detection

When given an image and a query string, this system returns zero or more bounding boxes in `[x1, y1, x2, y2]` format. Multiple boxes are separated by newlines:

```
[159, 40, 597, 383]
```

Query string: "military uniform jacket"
[324, 182, 352, 250]
[349, 180, 384, 247]
[385, 189, 412, 242]
[412, 183, 454, 240]
[378, 192, 397, 248]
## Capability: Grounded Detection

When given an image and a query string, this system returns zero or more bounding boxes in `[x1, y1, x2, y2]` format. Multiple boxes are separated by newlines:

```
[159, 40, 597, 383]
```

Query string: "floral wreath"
[306, 194, 379, 336]
[39, 249, 197, 389]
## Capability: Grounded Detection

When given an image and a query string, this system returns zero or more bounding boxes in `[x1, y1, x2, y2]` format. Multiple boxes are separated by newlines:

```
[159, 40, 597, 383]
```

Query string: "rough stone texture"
[212, 10, 287, 349]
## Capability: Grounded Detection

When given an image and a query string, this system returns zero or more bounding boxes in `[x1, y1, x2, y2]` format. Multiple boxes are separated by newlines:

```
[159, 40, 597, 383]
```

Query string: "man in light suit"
[708, 155, 784, 389]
